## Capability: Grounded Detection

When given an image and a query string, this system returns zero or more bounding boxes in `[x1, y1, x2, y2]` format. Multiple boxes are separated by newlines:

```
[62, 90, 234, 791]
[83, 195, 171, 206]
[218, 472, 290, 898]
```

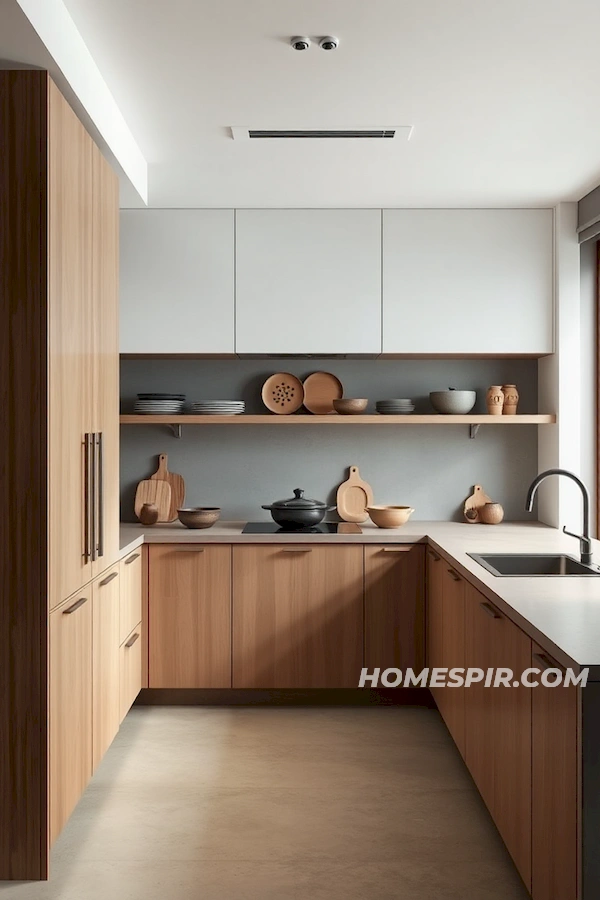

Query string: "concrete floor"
[1, 706, 530, 899]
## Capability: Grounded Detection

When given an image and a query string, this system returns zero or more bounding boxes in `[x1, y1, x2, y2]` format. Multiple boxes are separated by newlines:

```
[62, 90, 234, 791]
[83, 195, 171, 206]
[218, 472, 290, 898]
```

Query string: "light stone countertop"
[119, 520, 600, 677]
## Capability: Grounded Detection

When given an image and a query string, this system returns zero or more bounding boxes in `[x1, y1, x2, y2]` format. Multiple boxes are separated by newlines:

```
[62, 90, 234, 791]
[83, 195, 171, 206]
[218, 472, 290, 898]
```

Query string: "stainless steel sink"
[468, 553, 600, 577]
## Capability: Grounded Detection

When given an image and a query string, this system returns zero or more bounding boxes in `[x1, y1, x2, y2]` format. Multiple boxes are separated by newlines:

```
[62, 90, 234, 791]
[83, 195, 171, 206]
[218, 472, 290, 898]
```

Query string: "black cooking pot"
[262, 488, 335, 529]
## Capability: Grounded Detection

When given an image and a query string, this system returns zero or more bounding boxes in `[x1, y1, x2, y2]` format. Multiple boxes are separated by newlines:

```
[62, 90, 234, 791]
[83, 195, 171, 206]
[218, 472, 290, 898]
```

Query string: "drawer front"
[119, 550, 143, 644]
[120, 622, 142, 722]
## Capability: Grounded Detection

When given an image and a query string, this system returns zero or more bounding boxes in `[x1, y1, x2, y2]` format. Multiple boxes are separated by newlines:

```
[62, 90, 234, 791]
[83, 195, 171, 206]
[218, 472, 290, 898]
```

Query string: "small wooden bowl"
[367, 505, 415, 528]
[177, 507, 221, 529]
[333, 399, 368, 415]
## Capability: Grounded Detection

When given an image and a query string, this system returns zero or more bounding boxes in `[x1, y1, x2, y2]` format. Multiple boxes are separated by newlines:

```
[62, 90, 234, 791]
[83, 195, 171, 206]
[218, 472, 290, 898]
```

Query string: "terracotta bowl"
[333, 399, 368, 415]
[367, 505, 415, 528]
[177, 507, 221, 529]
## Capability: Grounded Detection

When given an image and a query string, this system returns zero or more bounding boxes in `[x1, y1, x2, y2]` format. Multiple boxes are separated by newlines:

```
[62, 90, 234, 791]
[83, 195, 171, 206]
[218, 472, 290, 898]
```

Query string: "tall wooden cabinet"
[0, 71, 119, 879]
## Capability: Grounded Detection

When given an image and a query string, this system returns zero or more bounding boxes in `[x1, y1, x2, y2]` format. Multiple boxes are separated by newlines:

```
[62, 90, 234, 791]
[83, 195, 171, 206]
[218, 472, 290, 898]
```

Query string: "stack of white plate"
[134, 393, 186, 414]
[376, 399, 415, 415]
[189, 401, 246, 416]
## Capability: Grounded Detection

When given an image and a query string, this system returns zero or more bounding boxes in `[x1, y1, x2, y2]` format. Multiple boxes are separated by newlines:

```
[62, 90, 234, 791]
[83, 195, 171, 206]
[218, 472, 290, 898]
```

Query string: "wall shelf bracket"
[469, 424, 481, 440]
[169, 424, 182, 439]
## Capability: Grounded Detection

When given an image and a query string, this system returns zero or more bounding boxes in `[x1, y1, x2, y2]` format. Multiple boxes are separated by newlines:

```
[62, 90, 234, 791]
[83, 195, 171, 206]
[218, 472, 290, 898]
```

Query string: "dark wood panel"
[0, 70, 49, 880]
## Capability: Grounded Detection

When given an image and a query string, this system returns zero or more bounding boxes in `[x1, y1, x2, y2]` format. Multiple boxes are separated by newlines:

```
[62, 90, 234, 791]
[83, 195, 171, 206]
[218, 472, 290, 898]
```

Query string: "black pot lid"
[268, 488, 328, 509]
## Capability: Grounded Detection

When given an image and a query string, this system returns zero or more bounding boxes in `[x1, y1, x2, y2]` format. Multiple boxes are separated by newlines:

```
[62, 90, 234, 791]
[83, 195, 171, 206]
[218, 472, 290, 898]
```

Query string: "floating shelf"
[120, 413, 556, 439]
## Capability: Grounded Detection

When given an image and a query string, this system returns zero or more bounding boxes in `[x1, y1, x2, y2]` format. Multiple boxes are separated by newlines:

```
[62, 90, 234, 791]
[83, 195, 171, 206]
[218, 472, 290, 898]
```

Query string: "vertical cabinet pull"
[97, 432, 104, 559]
[84, 433, 92, 563]
[125, 552, 141, 565]
[90, 432, 97, 562]
[99, 571, 118, 587]
[63, 596, 88, 615]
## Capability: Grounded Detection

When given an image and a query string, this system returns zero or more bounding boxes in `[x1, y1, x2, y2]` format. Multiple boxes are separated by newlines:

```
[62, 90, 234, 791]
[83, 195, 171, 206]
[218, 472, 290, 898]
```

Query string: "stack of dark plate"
[133, 393, 186, 415]
[376, 399, 415, 415]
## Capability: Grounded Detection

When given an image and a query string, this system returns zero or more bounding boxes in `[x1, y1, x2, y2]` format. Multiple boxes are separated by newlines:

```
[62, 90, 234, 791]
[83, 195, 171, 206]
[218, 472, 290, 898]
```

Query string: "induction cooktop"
[242, 522, 363, 535]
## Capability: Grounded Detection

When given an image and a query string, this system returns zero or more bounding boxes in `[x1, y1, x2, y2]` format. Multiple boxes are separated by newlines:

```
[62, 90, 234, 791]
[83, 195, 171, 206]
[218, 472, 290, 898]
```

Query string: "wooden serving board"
[463, 484, 492, 524]
[337, 465, 374, 523]
[150, 453, 185, 522]
[134, 478, 172, 523]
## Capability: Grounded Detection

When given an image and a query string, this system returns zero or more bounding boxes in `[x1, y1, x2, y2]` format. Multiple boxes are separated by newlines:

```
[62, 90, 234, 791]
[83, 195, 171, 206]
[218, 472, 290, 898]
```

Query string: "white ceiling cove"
[55, 0, 600, 207]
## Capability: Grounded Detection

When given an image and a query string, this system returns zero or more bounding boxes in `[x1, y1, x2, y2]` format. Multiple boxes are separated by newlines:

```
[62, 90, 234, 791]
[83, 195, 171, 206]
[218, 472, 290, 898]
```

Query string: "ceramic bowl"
[333, 398, 368, 415]
[429, 390, 476, 415]
[367, 505, 415, 528]
[177, 507, 221, 529]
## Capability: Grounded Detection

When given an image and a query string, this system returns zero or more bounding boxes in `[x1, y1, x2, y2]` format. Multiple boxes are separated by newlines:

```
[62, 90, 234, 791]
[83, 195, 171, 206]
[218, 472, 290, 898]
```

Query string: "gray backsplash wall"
[120, 358, 539, 523]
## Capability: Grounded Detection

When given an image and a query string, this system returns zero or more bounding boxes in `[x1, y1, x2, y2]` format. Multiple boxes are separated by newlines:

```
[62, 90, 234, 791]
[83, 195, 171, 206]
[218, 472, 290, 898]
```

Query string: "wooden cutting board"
[150, 453, 185, 522]
[463, 484, 492, 524]
[337, 465, 374, 523]
[134, 479, 172, 523]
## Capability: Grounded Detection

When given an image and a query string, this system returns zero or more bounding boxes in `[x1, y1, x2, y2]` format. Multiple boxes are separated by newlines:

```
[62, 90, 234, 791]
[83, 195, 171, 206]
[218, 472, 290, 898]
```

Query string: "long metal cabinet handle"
[99, 571, 118, 587]
[97, 432, 104, 558]
[447, 568, 461, 582]
[174, 547, 205, 552]
[63, 596, 88, 615]
[125, 632, 140, 648]
[282, 548, 313, 553]
[84, 433, 92, 563]
[124, 553, 141, 565]
[90, 433, 97, 562]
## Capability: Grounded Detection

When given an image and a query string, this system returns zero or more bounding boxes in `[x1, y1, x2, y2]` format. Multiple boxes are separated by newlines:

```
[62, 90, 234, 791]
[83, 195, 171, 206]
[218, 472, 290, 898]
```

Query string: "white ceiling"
[32, 0, 600, 206]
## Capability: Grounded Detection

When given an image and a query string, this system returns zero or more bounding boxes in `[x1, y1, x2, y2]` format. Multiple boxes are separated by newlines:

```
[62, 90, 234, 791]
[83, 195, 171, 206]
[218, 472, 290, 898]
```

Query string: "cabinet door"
[383, 209, 553, 354]
[233, 545, 363, 688]
[149, 545, 232, 688]
[120, 625, 143, 722]
[120, 210, 235, 353]
[91, 142, 120, 575]
[426, 546, 444, 671]
[120, 550, 143, 644]
[365, 545, 424, 673]
[48, 80, 94, 608]
[92, 566, 121, 770]
[464, 585, 532, 890]
[532, 644, 578, 900]
[235, 210, 382, 355]
[437, 564, 466, 756]
[50, 591, 92, 845]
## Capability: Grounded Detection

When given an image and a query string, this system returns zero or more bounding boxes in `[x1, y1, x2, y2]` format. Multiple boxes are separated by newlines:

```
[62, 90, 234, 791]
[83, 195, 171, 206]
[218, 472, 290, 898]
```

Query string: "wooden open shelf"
[120, 413, 555, 426]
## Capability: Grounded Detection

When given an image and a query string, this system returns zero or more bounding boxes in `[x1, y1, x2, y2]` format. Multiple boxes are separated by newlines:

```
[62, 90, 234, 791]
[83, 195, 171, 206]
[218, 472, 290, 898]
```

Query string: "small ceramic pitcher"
[139, 502, 159, 525]
[486, 385, 505, 416]
[501, 384, 519, 415]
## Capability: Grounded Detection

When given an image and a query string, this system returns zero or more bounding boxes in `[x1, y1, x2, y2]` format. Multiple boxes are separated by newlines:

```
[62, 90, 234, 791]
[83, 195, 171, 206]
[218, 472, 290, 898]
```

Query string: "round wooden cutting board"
[336, 465, 375, 523]
[303, 371, 343, 414]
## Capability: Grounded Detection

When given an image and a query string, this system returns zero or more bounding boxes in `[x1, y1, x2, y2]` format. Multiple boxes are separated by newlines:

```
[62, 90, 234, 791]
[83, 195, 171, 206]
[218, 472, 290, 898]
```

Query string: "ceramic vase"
[480, 502, 504, 525]
[139, 502, 159, 525]
[501, 384, 519, 415]
[486, 385, 505, 416]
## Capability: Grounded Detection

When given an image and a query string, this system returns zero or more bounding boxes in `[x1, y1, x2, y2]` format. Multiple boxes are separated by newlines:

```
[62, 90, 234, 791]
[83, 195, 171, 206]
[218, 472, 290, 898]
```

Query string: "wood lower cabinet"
[464, 584, 532, 891]
[532, 644, 578, 900]
[233, 545, 363, 688]
[430, 562, 466, 756]
[120, 625, 143, 722]
[149, 545, 232, 688]
[120, 549, 143, 644]
[364, 545, 425, 673]
[92, 566, 121, 771]
[50, 591, 93, 846]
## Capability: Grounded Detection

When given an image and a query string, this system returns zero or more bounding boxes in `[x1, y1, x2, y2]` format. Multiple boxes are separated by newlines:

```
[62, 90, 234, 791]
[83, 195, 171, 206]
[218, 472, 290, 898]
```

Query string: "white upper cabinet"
[120, 210, 234, 354]
[235, 210, 382, 355]
[382, 209, 554, 355]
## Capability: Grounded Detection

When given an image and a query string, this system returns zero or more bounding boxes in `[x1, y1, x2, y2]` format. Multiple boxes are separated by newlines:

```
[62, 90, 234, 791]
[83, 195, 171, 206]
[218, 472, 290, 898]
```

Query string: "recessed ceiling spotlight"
[290, 36, 311, 51]
[319, 36, 339, 51]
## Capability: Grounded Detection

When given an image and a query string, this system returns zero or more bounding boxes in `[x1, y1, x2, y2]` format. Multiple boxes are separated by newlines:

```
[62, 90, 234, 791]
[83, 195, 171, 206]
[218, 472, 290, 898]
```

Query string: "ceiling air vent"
[230, 126, 412, 141]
